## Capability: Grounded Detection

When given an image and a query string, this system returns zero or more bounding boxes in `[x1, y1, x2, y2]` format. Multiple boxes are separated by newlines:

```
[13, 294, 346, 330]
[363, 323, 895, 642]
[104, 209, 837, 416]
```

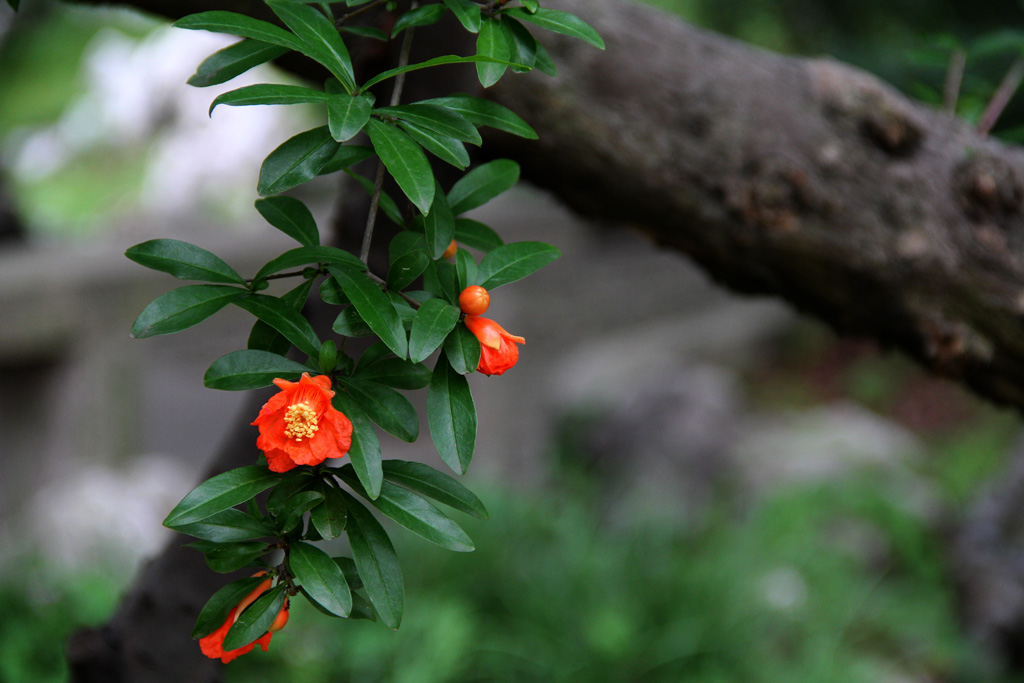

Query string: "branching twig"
[977, 56, 1024, 136]
[943, 48, 965, 113]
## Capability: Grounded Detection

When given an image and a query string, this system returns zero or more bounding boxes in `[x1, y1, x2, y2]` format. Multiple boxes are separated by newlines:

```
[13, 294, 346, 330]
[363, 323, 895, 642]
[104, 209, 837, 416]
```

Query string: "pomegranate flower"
[200, 575, 289, 663]
[252, 373, 353, 473]
[464, 315, 525, 376]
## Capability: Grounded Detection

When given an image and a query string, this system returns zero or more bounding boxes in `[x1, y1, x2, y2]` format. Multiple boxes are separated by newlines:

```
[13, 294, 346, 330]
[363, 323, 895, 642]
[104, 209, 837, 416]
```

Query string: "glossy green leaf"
[196, 540, 268, 573]
[341, 25, 387, 41]
[174, 12, 305, 53]
[379, 104, 480, 144]
[533, 38, 557, 76]
[192, 576, 267, 639]
[342, 379, 419, 443]
[346, 170, 406, 226]
[424, 180, 456, 258]
[328, 93, 373, 141]
[398, 122, 469, 169]
[333, 556, 363, 590]
[361, 54, 525, 91]
[310, 482, 348, 539]
[255, 196, 320, 246]
[382, 460, 488, 519]
[427, 350, 477, 474]
[520, 0, 539, 11]
[500, 16, 537, 72]
[389, 232, 427, 263]
[454, 218, 504, 252]
[352, 357, 432, 390]
[252, 245, 365, 283]
[443, 324, 481, 375]
[392, 3, 446, 36]
[223, 586, 287, 651]
[266, 1, 356, 92]
[328, 265, 408, 359]
[422, 95, 537, 139]
[478, 241, 560, 289]
[174, 509, 276, 543]
[277, 490, 324, 534]
[504, 7, 605, 49]
[448, 159, 519, 215]
[125, 239, 245, 284]
[455, 248, 477, 289]
[476, 17, 510, 87]
[366, 119, 434, 215]
[247, 279, 314, 355]
[339, 469, 474, 552]
[209, 83, 328, 114]
[266, 470, 316, 517]
[409, 298, 460, 363]
[188, 39, 289, 88]
[258, 126, 339, 196]
[290, 541, 352, 617]
[165, 466, 281, 527]
[333, 307, 373, 337]
[204, 350, 310, 390]
[319, 144, 374, 175]
[386, 249, 429, 292]
[319, 276, 348, 305]
[332, 392, 382, 499]
[341, 491, 404, 629]
[234, 293, 321, 359]
[442, 0, 480, 32]
[131, 285, 244, 338]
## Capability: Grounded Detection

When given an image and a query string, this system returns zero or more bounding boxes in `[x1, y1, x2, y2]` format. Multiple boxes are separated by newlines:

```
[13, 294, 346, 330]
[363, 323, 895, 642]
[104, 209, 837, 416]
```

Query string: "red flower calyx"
[464, 315, 525, 376]
[252, 373, 353, 473]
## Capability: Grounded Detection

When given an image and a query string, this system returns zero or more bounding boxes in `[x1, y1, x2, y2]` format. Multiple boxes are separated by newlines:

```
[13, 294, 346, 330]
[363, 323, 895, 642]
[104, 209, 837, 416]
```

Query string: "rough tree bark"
[59, 0, 1024, 678]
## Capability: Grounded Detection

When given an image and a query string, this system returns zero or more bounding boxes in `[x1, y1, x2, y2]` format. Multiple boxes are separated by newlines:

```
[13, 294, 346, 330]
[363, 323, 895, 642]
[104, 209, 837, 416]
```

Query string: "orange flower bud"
[442, 239, 458, 259]
[458, 285, 490, 316]
[199, 574, 288, 664]
[464, 315, 525, 376]
[251, 373, 353, 473]
[269, 599, 290, 633]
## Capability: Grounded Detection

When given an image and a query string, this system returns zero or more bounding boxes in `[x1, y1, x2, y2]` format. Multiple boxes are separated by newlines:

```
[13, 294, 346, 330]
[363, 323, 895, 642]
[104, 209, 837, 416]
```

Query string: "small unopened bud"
[459, 285, 490, 316]
[442, 240, 458, 259]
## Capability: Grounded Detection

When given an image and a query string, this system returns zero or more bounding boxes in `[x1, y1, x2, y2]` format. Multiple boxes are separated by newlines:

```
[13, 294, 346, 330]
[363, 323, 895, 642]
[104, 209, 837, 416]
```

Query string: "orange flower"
[252, 373, 353, 473]
[464, 315, 525, 376]
[199, 575, 289, 664]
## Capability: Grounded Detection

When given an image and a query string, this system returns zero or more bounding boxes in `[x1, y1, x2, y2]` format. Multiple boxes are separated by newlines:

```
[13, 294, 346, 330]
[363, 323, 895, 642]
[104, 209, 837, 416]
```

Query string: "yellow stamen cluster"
[283, 402, 319, 441]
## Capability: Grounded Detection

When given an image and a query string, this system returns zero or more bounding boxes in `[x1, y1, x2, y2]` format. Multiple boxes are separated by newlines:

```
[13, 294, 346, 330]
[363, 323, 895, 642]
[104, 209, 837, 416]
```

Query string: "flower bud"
[269, 599, 290, 633]
[459, 285, 490, 316]
[442, 239, 458, 259]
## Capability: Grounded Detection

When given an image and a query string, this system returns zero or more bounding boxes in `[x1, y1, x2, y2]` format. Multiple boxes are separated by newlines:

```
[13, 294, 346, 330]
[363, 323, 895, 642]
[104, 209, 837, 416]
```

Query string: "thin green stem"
[335, 0, 388, 27]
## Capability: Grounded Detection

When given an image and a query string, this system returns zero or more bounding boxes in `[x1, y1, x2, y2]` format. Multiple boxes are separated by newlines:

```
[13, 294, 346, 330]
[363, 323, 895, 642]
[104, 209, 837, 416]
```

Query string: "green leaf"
[341, 491, 404, 629]
[342, 379, 419, 443]
[339, 468, 474, 552]
[125, 239, 245, 284]
[174, 12, 305, 53]
[188, 39, 289, 88]
[477, 241, 560, 289]
[192, 576, 267, 639]
[422, 95, 537, 139]
[386, 249, 429, 292]
[266, 1, 357, 92]
[333, 556, 363, 590]
[247, 279, 313, 355]
[533, 39, 557, 76]
[409, 298, 460, 363]
[455, 248, 477, 289]
[234, 294, 322, 359]
[332, 392, 382, 499]
[258, 126, 340, 196]
[319, 276, 348, 305]
[389, 232, 427, 262]
[255, 196, 320, 246]
[252, 245, 365, 283]
[289, 541, 352, 617]
[361, 54, 526, 91]
[310, 482, 348, 539]
[448, 159, 519, 215]
[131, 285, 244, 338]
[353, 357, 432, 390]
[333, 307, 373, 337]
[442, 323, 480, 375]
[6, 0, 19, 10]
[476, 16, 510, 87]
[520, 0, 539, 12]
[424, 180, 456, 258]
[277, 489, 324, 533]
[501, 16, 537, 72]
[366, 119, 434, 215]
[174, 509, 277, 543]
[223, 586, 287, 651]
[442, 0, 481, 32]
[266, 470, 316, 517]
[427, 351, 477, 474]
[204, 350, 310, 391]
[392, 3, 446, 36]
[196, 540, 269, 573]
[209, 84, 329, 114]
[504, 7, 605, 49]
[328, 265, 409, 359]
[454, 218, 504, 252]
[382, 460, 488, 519]
[378, 104, 480, 144]
[319, 144, 374, 175]
[165, 466, 281, 527]
[341, 25, 387, 41]
[398, 122, 469, 170]
[328, 94, 373, 142]
[346, 170, 406, 226]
